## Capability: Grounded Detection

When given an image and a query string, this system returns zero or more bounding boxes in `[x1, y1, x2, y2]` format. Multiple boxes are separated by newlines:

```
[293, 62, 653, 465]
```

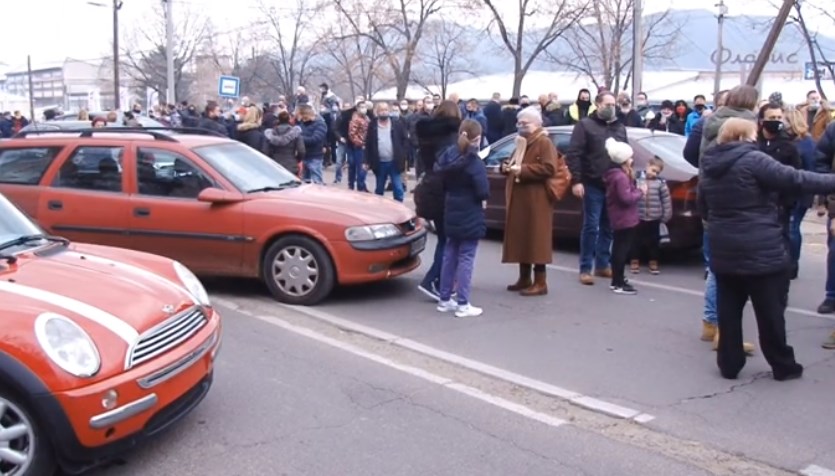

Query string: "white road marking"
[801, 464, 835, 476]
[546, 264, 827, 320]
[248, 311, 568, 429]
[0, 281, 138, 343]
[213, 297, 655, 423]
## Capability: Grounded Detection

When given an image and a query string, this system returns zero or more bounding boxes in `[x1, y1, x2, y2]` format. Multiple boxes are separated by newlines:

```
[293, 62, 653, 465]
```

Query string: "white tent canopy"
[373, 70, 832, 106]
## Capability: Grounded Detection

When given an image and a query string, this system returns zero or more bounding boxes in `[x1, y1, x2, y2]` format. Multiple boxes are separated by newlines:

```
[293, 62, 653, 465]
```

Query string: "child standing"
[630, 157, 672, 275]
[434, 119, 490, 317]
[603, 138, 646, 295]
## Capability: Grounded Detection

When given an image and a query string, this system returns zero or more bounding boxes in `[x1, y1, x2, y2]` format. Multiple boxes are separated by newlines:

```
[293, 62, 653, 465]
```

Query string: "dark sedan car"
[479, 126, 702, 249]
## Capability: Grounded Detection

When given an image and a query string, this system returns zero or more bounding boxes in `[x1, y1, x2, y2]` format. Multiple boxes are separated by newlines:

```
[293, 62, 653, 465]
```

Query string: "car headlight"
[34, 313, 101, 378]
[344, 224, 402, 242]
[173, 261, 211, 306]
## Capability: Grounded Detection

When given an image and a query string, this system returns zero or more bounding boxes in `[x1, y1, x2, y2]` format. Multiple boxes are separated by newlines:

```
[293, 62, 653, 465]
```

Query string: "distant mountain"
[457, 9, 835, 76]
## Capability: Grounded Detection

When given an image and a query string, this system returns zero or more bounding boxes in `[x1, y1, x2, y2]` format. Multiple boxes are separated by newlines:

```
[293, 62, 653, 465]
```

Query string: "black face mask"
[762, 120, 784, 134]
[694, 104, 706, 112]
[578, 99, 591, 107]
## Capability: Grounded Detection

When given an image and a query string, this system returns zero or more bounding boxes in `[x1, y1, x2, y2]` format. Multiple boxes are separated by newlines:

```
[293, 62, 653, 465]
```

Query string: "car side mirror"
[197, 187, 243, 204]
[478, 145, 491, 160]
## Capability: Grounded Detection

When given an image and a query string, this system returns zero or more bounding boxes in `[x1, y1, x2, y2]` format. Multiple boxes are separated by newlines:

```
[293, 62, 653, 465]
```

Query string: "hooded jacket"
[565, 111, 628, 188]
[604, 167, 642, 231]
[299, 117, 327, 161]
[543, 102, 569, 127]
[265, 124, 305, 171]
[566, 89, 595, 125]
[698, 141, 835, 275]
[434, 143, 490, 240]
[699, 107, 757, 162]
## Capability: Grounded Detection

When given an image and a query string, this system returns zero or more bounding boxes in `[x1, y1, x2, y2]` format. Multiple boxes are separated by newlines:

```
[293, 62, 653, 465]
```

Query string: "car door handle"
[134, 207, 151, 217]
[47, 200, 63, 210]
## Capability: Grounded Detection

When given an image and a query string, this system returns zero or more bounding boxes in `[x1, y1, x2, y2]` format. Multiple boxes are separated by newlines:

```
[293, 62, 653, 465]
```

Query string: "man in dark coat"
[364, 102, 409, 202]
[197, 101, 230, 137]
[483, 92, 503, 144]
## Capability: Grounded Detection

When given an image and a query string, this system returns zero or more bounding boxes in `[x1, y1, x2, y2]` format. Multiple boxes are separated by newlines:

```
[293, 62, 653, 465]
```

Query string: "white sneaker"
[455, 304, 483, 318]
[436, 300, 459, 313]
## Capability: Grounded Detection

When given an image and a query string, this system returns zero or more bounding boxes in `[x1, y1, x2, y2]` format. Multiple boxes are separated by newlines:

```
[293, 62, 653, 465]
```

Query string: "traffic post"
[218, 76, 241, 99]
[804, 61, 834, 81]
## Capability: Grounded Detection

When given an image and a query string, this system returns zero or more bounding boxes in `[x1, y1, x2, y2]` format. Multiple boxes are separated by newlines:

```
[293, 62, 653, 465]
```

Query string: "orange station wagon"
[0, 191, 221, 475]
[0, 128, 427, 305]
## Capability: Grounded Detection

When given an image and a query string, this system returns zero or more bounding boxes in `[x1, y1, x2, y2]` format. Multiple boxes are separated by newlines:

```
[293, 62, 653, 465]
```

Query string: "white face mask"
[425, 103, 435, 111]
[357, 107, 368, 115]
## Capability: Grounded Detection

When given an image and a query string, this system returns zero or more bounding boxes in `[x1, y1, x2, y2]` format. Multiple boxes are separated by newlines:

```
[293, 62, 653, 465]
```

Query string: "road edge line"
[212, 297, 656, 424]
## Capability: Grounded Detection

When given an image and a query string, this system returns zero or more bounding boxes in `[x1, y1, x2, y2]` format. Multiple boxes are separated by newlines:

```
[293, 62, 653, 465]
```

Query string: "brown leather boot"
[521, 270, 548, 296]
[507, 264, 532, 291]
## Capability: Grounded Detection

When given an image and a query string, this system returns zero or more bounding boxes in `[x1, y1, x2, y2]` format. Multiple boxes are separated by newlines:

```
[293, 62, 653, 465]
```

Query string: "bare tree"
[481, 0, 587, 97]
[412, 19, 480, 98]
[332, 0, 458, 100]
[548, 0, 679, 93]
[313, 16, 393, 101]
[260, 0, 322, 97]
[121, 3, 207, 103]
[203, 26, 264, 97]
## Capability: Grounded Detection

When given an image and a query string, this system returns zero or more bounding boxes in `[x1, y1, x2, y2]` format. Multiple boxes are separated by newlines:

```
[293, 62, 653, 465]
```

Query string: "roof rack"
[13, 126, 227, 142]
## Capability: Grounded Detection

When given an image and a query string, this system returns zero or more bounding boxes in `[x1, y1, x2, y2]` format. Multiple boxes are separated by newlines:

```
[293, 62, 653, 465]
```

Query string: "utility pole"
[163, 0, 176, 105]
[631, 0, 643, 105]
[112, 0, 123, 110]
[713, 0, 727, 96]
[26, 55, 35, 121]
[747, 0, 794, 87]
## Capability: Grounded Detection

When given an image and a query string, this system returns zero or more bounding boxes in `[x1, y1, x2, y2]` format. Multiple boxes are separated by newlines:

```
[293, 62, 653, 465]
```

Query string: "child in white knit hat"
[602, 138, 647, 294]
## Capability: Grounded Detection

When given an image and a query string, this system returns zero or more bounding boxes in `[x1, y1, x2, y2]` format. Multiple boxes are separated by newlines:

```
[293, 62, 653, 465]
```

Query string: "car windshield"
[193, 142, 301, 192]
[0, 193, 43, 250]
[635, 134, 698, 181]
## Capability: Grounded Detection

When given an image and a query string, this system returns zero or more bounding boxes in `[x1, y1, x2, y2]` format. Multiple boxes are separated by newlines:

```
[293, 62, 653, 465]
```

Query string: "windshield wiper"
[246, 181, 301, 194]
[0, 234, 70, 252]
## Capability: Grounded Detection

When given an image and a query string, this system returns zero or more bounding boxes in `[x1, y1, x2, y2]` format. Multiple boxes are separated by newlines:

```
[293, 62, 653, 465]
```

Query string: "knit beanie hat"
[605, 138, 633, 165]
[768, 91, 783, 105]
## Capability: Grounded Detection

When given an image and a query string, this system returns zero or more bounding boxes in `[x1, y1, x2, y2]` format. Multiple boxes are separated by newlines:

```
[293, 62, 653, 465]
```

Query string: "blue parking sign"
[218, 76, 241, 98]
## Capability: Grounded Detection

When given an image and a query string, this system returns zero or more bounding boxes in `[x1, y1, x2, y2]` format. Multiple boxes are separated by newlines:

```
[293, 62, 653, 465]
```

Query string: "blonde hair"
[717, 118, 757, 144]
[457, 119, 482, 153]
[784, 107, 810, 138]
[243, 105, 262, 125]
[78, 109, 89, 121]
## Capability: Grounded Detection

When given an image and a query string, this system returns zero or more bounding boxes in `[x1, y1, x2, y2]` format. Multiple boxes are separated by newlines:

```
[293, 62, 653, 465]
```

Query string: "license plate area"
[409, 235, 427, 257]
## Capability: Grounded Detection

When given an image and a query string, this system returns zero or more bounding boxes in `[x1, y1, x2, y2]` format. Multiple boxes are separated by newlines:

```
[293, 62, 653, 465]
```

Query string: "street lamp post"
[713, 0, 728, 96]
[88, 0, 123, 110]
[163, 0, 176, 105]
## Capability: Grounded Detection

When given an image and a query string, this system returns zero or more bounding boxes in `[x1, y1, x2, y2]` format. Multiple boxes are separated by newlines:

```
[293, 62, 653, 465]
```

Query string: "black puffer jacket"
[414, 116, 461, 220]
[565, 111, 628, 189]
[698, 141, 835, 276]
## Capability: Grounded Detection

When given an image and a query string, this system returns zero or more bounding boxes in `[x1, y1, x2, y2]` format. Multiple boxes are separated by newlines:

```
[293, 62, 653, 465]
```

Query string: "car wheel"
[262, 235, 336, 306]
[0, 391, 56, 476]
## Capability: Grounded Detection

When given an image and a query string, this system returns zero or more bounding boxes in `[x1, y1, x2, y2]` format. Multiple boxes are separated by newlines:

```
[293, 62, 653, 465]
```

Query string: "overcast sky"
[2, 0, 832, 72]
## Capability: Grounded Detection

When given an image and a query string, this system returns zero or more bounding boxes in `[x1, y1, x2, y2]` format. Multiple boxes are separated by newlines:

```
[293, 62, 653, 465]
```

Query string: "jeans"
[439, 238, 479, 304]
[827, 218, 835, 300]
[579, 184, 613, 273]
[334, 142, 348, 183]
[347, 146, 368, 191]
[703, 230, 718, 324]
[611, 227, 636, 287]
[303, 158, 323, 184]
[421, 219, 446, 289]
[375, 161, 404, 202]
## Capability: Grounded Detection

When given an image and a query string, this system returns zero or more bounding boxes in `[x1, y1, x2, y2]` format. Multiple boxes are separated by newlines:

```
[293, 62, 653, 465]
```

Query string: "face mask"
[762, 120, 784, 134]
[357, 107, 367, 115]
[695, 104, 706, 112]
[810, 100, 821, 110]
[637, 100, 647, 107]
[400, 105, 408, 111]
[517, 124, 534, 136]
[676, 106, 686, 115]
[320, 88, 327, 94]
[598, 105, 616, 122]
[425, 103, 435, 111]
[578, 99, 591, 106]
[378, 113, 389, 119]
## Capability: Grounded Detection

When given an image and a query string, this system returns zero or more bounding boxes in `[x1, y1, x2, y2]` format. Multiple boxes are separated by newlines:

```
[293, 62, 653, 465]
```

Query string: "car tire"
[0, 390, 57, 476]
[262, 235, 336, 306]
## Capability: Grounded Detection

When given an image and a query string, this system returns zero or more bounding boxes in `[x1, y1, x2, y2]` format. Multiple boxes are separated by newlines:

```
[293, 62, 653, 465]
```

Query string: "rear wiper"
[0, 234, 70, 252]
[246, 181, 300, 193]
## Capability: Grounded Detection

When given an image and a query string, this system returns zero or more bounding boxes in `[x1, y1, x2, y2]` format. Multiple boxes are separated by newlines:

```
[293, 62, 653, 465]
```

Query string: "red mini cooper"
[0, 192, 222, 475]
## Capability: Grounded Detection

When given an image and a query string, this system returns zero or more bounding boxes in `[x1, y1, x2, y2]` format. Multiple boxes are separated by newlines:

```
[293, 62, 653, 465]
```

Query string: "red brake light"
[670, 177, 698, 201]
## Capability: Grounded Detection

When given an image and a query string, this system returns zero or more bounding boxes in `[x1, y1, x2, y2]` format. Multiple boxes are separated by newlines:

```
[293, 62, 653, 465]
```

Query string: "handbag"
[546, 152, 572, 202]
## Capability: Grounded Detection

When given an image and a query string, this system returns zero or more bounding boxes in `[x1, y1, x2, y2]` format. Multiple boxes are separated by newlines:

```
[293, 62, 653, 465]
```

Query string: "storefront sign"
[710, 48, 800, 66]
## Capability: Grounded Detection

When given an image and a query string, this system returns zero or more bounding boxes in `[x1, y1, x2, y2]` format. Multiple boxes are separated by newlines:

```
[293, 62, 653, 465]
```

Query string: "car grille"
[128, 307, 207, 369]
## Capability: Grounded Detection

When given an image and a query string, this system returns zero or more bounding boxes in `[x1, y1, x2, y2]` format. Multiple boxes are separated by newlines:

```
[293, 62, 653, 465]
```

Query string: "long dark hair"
[434, 100, 462, 121]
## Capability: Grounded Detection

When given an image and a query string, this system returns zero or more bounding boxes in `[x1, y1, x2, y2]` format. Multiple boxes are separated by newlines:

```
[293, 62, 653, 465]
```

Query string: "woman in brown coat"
[502, 107, 559, 296]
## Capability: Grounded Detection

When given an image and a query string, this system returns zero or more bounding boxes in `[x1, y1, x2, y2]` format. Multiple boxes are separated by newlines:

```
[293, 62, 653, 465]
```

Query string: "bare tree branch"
[481, 0, 588, 97]
[259, 0, 323, 98]
[547, 0, 680, 94]
[411, 19, 481, 98]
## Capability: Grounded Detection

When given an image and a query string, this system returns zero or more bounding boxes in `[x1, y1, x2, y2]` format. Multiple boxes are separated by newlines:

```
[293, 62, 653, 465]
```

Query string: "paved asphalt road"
[92, 171, 835, 475]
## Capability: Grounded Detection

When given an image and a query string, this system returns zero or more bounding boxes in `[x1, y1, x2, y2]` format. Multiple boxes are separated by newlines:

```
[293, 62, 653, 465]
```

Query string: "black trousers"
[715, 271, 801, 379]
[630, 220, 661, 262]
[611, 227, 636, 287]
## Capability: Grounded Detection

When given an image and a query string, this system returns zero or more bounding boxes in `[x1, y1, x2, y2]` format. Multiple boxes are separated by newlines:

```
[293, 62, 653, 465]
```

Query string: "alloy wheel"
[272, 245, 320, 297]
[0, 397, 35, 476]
